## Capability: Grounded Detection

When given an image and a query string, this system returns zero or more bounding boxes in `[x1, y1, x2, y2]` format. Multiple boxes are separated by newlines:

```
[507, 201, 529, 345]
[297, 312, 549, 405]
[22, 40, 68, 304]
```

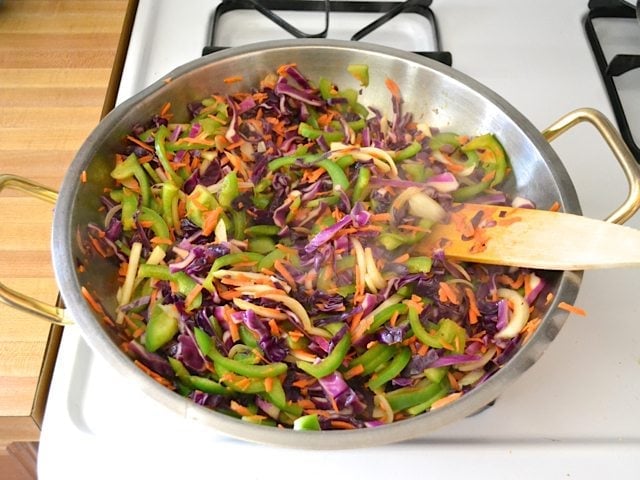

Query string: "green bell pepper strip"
[261, 377, 304, 417]
[318, 77, 333, 100]
[405, 385, 450, 415]
[316, 159, 350, 192]
[248, 236, 277, 255]
[189, 375, 229, 395]
[238, 325, 259, 349]
[194, 327, 287, 379]
[142, 162, 163, 184]
[144, 304, 180, 352]
[351, 166, 371, 204]
[402, 162, 428, 182]
[298, 122, 345, 144]
[407, 304, 442, 348]
[256, 249, 287, 271]
[424, 366, 448, 384]
[329, 119, 366, 135]
[231, 210, 247, 241]
[110, 153, 152, 207]
[296, 333, 351, 379]
[406, 256, 433, 273]
[168, 357, 193, 387]
[394, 141, 422, 162]
[245, 225, 281, 237]
[436, 318, 467, 354]
[366, 303, 408, 334]
[461, 133, 508, 187]
[347, 343, 396, 376]
[211, 252, 264, 272]
[217, 170, 239, 209]
[154, 125, 184, 187]
[367, 347, 412, 391]
[347, 63, 369, 87]
[451, 179, 491, 202]
[293, 413, 322, 431]
[137, 264, 202, 309]
[266, 151, 322, 172]
[138, 207, 171, 244]
[161, 182, 179, 228]
[215, 366, 267, 394]
[429, 132, 460, 151]
[335, 154, 356, 169]
[385, 379, 449, 413]
[120, 188, 138, 231]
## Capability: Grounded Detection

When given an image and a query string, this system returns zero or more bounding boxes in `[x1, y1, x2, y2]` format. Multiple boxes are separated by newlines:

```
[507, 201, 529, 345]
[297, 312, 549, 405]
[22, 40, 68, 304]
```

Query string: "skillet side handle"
[0, 175, 71, 326]
[541, 108, 640, 225]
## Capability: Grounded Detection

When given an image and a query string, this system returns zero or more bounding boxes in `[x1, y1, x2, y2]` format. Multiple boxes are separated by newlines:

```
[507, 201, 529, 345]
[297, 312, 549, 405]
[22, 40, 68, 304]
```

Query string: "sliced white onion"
[458, 368, 486, 386]
[364, 247, 386, 291]
[407, 191, 446, 223]
[214, 217, 227, 243]
[232, 297, 289, 321]
[494, 288, 530, 340]
[426, 172, 460, 193]
[116, 241, 143, 324]
[456, 345, 497, 372]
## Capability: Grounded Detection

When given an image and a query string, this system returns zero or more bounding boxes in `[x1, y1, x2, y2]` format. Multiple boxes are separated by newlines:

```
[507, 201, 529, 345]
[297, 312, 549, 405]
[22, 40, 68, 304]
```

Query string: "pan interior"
[53, 40, 581, 448]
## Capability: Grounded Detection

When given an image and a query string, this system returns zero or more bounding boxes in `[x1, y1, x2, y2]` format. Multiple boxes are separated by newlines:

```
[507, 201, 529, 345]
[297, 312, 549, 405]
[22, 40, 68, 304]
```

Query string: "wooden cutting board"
[417, 203, 640, 270]
[0, 1, 132, 472]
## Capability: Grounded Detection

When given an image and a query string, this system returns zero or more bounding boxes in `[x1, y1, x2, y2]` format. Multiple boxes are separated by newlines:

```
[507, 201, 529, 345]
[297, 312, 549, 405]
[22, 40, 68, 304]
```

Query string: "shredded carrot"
[160, 102, 171, 117]
[549, 201, 561, 212]
[288, 330, 305, 342]
[202, 206, 224, 237]
[263, 376, 274, 393]
[330, 420, 356, 430]
[273, 259, 297, 290]
[417, 342, 430, 357]
[276, 63, 297, 76]
[80, 170, 87, 183]
[343, 363, 365, 380]
[185, 284, 203, 310]
[438, 281, 460, 305]
[268, 319, 281, 336]
[230, 400, 255, 417]
[150, 237, 173, 246]
[81, 286, 104, 314]
[480, 170, 496, 183]
[545, 292, 555, 306]
[224, 75, 243, 84]
[392, 253, 410, 264]
[465, 287, 480, 325]
[126, 135, 154, 152]
[384, 77, 401, 99]
[134, 360, 174, 390]
[558, 301, 587, 316]
[397, 224, 431, 233]
[447, 371, 461, 391]
[430, 392, 463, 410]
[292, 377, 317, 390]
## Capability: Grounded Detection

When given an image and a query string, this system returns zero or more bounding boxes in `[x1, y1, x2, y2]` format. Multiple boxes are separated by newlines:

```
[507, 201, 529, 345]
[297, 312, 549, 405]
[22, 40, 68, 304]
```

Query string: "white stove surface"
[39, 1, 640, 478]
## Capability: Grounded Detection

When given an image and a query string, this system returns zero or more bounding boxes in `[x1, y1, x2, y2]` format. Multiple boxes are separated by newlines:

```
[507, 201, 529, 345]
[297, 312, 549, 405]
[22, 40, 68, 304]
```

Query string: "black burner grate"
[584, 0, 640, 161]
[203, 0, 452, 66]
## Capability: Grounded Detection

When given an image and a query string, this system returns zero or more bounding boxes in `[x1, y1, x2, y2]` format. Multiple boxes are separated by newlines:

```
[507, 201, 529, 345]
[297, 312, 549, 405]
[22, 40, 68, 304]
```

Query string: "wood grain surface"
[0, 0, 129, 443]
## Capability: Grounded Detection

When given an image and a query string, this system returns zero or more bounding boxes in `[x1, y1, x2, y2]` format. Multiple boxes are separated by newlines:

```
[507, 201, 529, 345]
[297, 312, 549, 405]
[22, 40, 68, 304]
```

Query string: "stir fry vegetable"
[83, 64, 550, 430]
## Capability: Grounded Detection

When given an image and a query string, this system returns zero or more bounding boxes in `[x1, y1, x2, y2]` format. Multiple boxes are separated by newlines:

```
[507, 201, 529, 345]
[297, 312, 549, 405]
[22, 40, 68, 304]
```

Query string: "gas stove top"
[39, 1, 640, 478]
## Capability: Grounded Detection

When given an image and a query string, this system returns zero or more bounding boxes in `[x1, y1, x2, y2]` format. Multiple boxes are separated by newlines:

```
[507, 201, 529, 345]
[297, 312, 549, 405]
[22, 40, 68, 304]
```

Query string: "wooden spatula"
[416, 203, 640, 270]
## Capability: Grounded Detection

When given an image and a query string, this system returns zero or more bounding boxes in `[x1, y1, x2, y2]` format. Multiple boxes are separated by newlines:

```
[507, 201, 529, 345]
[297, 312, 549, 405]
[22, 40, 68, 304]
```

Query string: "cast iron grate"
[584, 0, 640, 161]
[202, 0, 452, 66]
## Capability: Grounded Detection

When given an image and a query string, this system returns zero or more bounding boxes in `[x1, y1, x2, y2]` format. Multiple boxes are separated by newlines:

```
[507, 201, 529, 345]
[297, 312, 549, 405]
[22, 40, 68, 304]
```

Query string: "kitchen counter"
[0, 0, 131, 477]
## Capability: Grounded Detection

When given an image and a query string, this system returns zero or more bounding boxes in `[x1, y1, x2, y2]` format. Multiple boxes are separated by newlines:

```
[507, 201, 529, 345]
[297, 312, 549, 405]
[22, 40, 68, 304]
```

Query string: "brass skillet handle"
[0, 175, 71, 326]
[541, 108, 640, 225]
